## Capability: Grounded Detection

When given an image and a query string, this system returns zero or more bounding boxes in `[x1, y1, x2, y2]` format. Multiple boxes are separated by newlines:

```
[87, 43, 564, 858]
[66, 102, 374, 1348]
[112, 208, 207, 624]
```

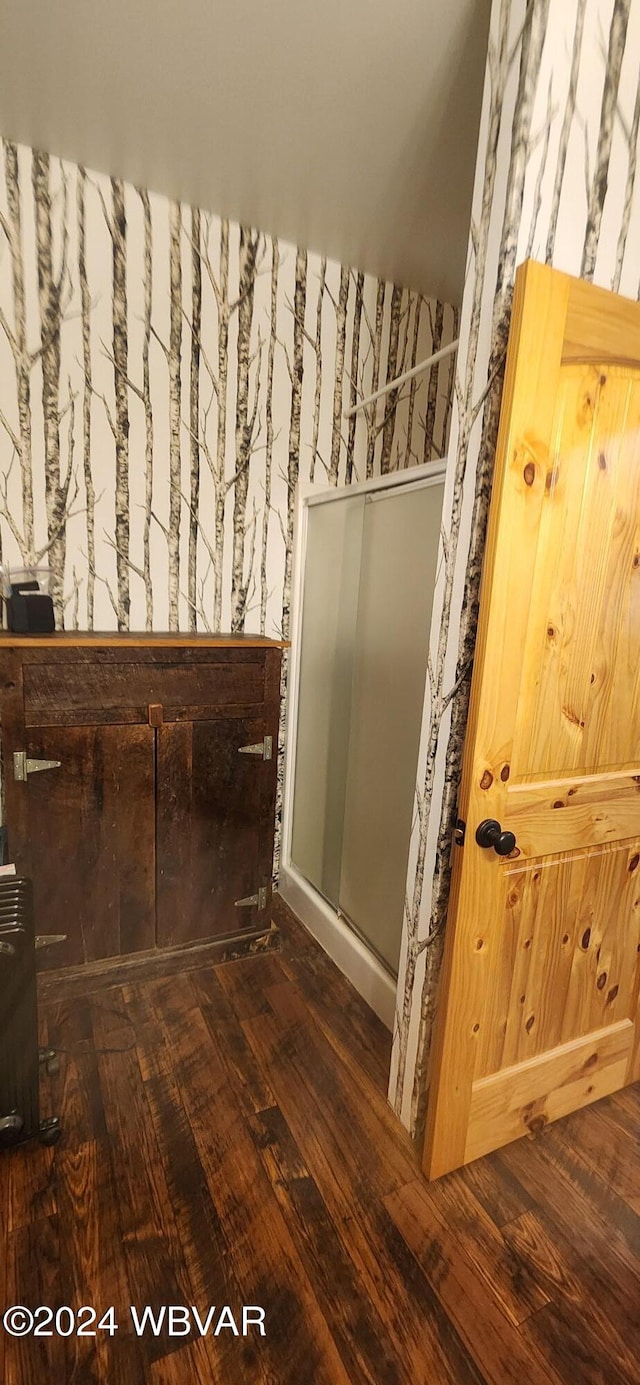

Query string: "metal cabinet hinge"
[234, 886, 268, 910]
[13, 751, 61, 782]
[238, 736, 272, 761]
[454, 818, 466, 846]
[35, 934, 67, 950]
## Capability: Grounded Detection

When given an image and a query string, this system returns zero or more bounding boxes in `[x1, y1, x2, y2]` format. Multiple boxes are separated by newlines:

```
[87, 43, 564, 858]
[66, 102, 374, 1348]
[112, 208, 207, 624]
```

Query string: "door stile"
[0, 651, 29, 877]
[423, 261, 571, 1179]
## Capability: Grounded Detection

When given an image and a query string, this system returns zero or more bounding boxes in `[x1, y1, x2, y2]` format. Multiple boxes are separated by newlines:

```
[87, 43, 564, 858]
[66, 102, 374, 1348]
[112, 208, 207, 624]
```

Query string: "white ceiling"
[0, 0, 491, 304]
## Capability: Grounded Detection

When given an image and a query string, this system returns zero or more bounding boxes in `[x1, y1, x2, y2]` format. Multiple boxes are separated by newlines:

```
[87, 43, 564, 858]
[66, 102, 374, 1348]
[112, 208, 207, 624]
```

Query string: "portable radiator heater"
[0, 877, 61, 1150]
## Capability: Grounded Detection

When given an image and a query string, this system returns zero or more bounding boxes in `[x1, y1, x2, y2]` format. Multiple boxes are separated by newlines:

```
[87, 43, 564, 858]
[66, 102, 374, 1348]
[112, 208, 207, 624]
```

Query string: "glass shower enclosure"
[282, 464, 446, 1020]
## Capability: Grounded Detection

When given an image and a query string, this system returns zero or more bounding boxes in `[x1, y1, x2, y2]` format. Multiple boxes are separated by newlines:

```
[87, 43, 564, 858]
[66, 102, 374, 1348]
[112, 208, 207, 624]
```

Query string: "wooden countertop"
[0, 631, 289, 648]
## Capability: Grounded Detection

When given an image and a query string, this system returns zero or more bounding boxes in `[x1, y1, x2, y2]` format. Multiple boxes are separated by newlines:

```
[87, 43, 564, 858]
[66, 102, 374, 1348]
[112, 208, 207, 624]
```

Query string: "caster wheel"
[39, 1117, 61, 1148]
[46, 1058, 60, 1077]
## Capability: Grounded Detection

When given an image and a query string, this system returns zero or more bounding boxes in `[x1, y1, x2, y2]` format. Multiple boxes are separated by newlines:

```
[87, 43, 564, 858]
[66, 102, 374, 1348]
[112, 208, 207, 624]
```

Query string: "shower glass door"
[290, 490, 366, 908]
[289, 470, 445, 977]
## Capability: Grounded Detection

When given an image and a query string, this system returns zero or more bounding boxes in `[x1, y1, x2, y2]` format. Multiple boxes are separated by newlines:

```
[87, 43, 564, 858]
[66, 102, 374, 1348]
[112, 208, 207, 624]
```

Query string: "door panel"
[512, 366, 640, 778]
[23, 725, 156, 970]
[156, 718, 273, 946]
[424, 261, 640, 1179]
[476, 839, 640, 1080]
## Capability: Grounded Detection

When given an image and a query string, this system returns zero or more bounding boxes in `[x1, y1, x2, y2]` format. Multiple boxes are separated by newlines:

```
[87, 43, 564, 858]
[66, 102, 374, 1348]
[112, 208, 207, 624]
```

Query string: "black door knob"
[475, 819, 517, 856]
[0, 1112, 24, 1148]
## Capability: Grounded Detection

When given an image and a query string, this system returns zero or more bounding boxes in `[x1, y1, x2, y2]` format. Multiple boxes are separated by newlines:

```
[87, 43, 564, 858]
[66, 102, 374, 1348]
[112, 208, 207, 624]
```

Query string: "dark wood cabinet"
[23, 722, 157, 967]
[155, 716, 275, 948]
[0, 635, 284, 973]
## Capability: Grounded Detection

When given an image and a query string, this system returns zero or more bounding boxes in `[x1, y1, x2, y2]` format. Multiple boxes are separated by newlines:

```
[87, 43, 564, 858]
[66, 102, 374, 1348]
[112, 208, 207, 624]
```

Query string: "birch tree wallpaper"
[391, 0, 640, 1136]
[0, 139, 456, 637]
[7, 0, 639, 1147]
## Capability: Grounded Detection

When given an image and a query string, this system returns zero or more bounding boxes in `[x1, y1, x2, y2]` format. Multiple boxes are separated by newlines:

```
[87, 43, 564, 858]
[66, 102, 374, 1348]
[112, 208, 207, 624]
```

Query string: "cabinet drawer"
[24, 658, 267, 725]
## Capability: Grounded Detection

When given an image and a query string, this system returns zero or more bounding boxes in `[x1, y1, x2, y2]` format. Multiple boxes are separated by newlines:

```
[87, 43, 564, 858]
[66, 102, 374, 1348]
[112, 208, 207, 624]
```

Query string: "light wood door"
[424, 259, 640, 1180]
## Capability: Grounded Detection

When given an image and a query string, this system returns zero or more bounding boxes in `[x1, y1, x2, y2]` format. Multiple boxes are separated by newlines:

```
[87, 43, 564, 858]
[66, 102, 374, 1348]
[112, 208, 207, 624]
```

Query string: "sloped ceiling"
[0, 0, 491, 303]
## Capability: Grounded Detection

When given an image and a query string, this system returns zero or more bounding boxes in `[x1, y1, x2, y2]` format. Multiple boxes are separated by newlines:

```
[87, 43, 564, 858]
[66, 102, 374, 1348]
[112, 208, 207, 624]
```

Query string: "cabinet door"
[18, 725, 156, 971]
[156, 718, 275, 946]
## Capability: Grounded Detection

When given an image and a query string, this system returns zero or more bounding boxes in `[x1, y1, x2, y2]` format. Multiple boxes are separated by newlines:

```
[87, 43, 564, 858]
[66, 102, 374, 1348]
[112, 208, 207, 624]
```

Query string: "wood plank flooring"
[3, 895, 640, 1383]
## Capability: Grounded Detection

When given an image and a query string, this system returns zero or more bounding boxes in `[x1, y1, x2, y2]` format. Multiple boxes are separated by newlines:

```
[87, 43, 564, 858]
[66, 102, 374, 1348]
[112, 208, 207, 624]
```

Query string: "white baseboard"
[278, 863, 396, 1032]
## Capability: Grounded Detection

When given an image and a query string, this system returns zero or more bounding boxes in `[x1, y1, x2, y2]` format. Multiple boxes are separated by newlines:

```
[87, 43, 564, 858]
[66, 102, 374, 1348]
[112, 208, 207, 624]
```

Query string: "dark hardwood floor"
[2, 896, 640, 1383]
